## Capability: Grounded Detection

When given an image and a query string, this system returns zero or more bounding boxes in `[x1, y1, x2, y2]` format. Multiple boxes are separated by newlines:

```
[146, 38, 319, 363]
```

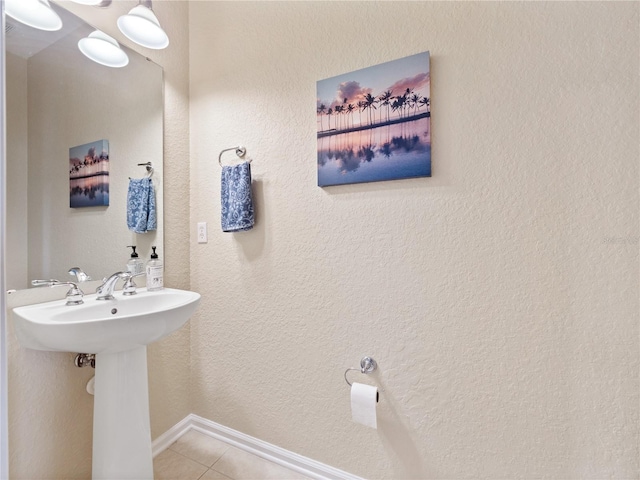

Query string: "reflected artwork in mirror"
[69, 139, 110, 208]
[5, 2, 164, 290]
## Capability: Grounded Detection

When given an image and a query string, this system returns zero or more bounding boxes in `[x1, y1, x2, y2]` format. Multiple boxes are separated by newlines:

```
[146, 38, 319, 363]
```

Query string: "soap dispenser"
[146, 246, 163, 291]
[127, 246, 144, 275]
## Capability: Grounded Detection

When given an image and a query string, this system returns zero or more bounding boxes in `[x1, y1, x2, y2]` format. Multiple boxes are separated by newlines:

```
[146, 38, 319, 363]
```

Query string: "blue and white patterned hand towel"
[221, 161, 254, 232]
[127, 177, 157, 234]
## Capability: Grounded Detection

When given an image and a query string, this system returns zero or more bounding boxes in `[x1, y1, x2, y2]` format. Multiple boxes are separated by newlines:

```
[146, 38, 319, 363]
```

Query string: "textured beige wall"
[189, 2, 639, 478]
[7, 2, 190, 477]
[5, 53, 28, 290]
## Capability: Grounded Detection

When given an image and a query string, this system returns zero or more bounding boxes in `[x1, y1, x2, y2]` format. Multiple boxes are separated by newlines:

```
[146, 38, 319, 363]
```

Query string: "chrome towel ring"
[218, 146, 249, 167]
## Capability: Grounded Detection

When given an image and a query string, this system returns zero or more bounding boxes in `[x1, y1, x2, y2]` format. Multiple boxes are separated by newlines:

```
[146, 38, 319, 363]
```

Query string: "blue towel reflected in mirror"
[127, 177, 157, 234]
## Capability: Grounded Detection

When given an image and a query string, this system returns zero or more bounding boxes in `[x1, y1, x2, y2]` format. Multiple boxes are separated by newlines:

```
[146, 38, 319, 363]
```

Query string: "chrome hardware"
[31, 279, 84, 306]
[218, 145, 249, 167]
[75, 353, 95, 368]
[31, 279, 60, 287]
[122, 272, 146, 296]
[344, 356, 378, 387]
[137, 161, 154, 177]
[68, 267, 92, 282]
[96, 272, 131, 300]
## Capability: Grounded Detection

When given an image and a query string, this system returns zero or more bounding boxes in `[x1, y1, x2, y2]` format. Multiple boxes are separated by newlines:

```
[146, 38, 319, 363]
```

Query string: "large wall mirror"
[5, 2, 163, 291]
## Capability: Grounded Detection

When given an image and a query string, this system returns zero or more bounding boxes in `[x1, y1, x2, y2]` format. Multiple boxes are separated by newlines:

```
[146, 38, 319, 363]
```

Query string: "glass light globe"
[68, 0, 103, 5]
[5, 0, 62, 31]
[78, 30, 129, 68]
[117, 5, 169, 50]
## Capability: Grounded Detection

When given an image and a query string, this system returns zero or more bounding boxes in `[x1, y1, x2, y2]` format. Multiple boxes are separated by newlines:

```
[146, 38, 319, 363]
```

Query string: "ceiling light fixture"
[5, 0, 63, 32]
[68, 0, 103, 5]
[68, 0, 113, 6]
[78, 30, 129, 68]
[117, 2, 169, 50]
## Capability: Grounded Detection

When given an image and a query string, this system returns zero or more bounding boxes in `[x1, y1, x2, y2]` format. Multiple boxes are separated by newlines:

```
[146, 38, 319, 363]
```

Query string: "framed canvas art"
[317, 51, 431, 186]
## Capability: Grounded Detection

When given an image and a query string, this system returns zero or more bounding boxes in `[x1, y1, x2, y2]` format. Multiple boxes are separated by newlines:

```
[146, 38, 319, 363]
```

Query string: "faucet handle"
[31, 279, 84, 306]
[68, 267, 92, 282]
[64, 284, 85, 306]
[122, 272, 145, 296]
[31, 279, 61, 287]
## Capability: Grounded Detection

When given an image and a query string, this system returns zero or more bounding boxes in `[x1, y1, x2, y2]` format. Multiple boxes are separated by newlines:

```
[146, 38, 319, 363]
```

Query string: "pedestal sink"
[12, 287, 201, 480]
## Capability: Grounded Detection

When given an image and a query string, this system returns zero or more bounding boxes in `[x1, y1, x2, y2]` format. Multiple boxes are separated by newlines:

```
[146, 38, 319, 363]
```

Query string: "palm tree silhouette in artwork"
[341, 98, 348, 130]
[391, 96, 404, 120]
[318, 103, 326, 114]
[393, 88, 413, 119]
[318, 72, 430, 139]
[358, 143, 376, 163]
[357, 100, 365, 127]
[379, 142, 393, 159]
[418, 96, 430, 113]
[404, 89, 413, 118]
[334, 104, 344, 130]
[362, 93, 377, 126]
[317, 103, 327, 131]
[410, 93, 420, 117]
[378, 90, 393, 123]
[347, 103, 355, 128]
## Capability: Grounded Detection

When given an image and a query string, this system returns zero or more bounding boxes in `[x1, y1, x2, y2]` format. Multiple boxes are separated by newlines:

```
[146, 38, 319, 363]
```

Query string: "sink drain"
[111, 308, 117, 314]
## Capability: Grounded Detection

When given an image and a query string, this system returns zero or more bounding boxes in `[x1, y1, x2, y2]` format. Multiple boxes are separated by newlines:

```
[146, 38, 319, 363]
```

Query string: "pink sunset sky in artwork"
[317, 51, 430, 112]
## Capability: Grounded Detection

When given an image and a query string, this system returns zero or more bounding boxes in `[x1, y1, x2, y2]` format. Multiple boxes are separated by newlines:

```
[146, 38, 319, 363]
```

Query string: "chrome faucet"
[31, 279, 84, 305]
[68, 267, 92, 282]
[96, 272, 130, 300]
[96, 271, 144, 300]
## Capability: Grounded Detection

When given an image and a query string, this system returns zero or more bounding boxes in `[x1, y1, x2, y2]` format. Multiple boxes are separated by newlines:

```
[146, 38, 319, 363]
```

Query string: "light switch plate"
[197, 222, 208, 243]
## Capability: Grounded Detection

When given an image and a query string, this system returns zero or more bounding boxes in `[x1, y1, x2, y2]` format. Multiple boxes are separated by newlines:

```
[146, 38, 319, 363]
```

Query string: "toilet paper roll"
[351, 382, 378, 429]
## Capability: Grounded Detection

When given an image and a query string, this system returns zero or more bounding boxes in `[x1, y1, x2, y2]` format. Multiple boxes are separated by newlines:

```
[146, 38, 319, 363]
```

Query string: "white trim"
[152, 414, 365, 480]
[0, 2, 9, 478]
[151, 415, 192, 458]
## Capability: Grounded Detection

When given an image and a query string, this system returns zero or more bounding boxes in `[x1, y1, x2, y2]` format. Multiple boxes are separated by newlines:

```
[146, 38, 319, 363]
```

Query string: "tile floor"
[153, 430, 312, 480]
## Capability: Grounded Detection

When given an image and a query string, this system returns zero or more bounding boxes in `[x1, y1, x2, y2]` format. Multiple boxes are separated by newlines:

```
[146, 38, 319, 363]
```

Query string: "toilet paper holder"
[344, 356, 377, 387]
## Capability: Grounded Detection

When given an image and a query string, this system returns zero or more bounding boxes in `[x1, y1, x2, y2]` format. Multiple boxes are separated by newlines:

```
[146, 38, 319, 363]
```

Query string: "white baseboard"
[151, 415, 193, 458]
[152, 413, 365, 480]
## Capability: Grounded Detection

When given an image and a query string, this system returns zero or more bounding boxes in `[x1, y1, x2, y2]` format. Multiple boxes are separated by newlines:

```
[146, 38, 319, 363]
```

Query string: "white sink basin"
[12, 286, 201, 479]
[12, 287, 200, 354]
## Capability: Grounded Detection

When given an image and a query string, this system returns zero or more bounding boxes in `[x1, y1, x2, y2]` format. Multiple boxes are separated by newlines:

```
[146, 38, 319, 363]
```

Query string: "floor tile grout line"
[168, 444, 231, 469]
[158, 429, 314, 480]
[168, 430, 233, 469]
[208, 448, 231, 475]
[196, 467, 220, 480]
[206, 446, 314, 480]
[165, 445, 214, 470]
[204, 467, 234, 480]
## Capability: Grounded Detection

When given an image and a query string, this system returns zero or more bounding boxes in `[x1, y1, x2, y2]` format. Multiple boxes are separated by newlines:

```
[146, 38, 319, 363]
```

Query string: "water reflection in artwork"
[70, 177, 109, 207]
[318, 118, 431, 186]
[317, 51, 431, 186]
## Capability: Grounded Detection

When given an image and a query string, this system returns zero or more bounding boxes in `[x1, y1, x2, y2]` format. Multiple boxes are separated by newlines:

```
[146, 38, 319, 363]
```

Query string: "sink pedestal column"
[92, 346, 153, 479]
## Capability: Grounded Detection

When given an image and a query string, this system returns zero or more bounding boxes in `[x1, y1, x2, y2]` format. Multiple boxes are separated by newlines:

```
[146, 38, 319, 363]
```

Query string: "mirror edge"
[1, 0, 10, 476]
